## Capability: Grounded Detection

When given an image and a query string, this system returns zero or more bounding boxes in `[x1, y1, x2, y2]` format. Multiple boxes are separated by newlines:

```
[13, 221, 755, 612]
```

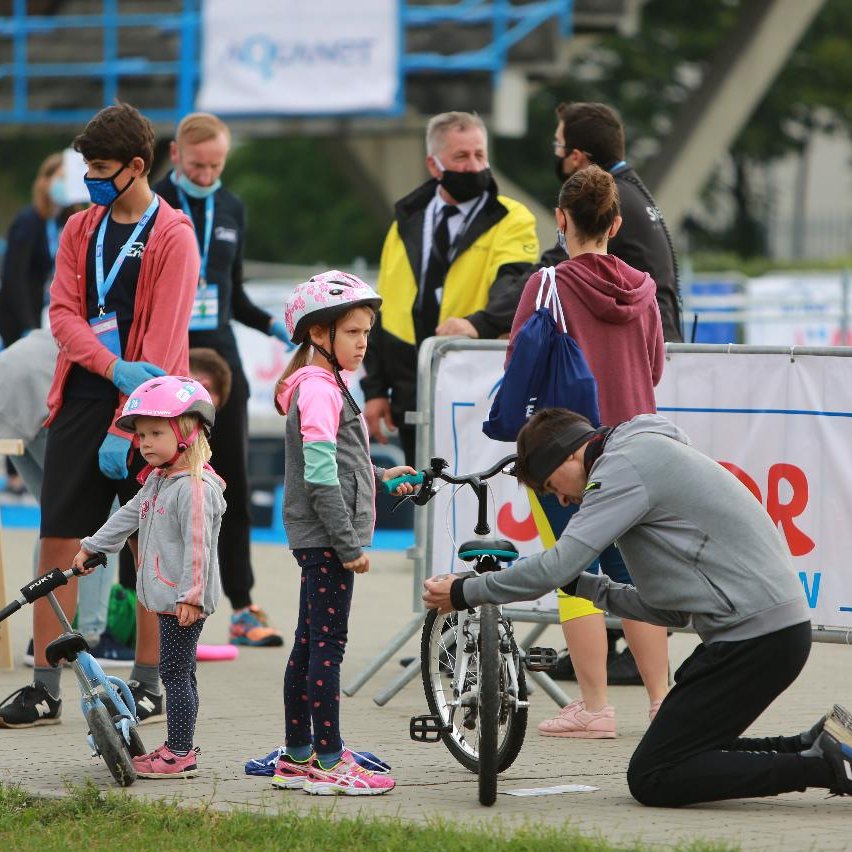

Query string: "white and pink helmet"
[116, 376, 216, 436]
[284, 270, 382, 345]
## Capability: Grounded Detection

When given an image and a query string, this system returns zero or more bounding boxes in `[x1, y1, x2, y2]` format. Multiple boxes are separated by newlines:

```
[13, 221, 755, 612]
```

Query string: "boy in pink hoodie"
[0, 103, 199, 729]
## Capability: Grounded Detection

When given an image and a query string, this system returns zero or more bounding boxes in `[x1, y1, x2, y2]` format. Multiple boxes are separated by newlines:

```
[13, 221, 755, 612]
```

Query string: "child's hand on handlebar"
[72, 548, 98, 575]
[343, 554, 370, 574]
[382, 465, 419, 496]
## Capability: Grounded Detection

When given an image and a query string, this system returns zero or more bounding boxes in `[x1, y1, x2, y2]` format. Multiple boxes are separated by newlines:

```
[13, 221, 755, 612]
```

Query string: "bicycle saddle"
[45, 631, 90, 667]
[457, 539, 518, 562]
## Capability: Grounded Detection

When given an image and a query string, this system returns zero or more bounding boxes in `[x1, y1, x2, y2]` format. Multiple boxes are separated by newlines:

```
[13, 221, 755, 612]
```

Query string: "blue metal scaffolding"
[0, 1, 572, 125]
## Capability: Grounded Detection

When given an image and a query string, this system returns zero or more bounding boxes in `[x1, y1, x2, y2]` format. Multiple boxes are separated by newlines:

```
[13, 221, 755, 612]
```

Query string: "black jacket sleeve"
[466, 260, 534, 338]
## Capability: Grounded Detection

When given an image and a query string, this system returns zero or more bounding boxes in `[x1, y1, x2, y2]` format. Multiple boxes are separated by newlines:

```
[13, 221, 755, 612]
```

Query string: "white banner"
[429, 343, 852, 629]
[197, 0, 401, 115]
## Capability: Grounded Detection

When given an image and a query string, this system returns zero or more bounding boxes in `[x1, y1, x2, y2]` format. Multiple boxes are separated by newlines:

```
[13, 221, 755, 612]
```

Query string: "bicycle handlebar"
[400, 455, 518, 536]
[0, 552, 107, 624]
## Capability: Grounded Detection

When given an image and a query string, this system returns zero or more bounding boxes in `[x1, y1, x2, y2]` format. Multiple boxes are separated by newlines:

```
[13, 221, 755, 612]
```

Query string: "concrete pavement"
[0, 527, 850, 850]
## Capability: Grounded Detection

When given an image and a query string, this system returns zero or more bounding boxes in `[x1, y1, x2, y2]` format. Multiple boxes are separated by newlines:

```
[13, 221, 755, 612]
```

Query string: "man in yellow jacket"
[362, 111, 539, 465]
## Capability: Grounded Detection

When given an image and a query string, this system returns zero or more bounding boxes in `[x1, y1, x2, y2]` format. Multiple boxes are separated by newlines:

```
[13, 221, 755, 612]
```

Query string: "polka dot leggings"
[284, 548, 354, 759]
[157, 613, 204, 753]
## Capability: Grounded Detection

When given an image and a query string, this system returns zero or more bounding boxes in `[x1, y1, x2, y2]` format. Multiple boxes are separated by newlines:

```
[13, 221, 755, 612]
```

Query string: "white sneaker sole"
[271, 775, 308, 790]
[303, 781, 393, 796]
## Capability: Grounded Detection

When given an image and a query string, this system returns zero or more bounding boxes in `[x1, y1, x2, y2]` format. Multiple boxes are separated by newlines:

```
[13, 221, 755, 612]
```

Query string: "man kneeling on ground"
[423, 408, 852, 806]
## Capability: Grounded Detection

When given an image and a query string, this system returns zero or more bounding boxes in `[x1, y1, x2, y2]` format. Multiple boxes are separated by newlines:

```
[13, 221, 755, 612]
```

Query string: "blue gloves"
[111, 359, 165, 396]
[99, 433, 132, 480]
[269, 320, 294, 350]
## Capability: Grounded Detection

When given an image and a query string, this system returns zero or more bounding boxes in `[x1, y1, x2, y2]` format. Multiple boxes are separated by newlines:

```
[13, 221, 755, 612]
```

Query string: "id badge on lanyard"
[190, 281, 219, 330]
[93, 195, 160, 358]
[180, 190, 220, 331]
[89, 311, 121, 357]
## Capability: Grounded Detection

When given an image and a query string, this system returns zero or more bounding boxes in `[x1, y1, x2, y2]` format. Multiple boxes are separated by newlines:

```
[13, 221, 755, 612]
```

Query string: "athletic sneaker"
[304, 749, 396, 796]
[0, 681, 61, 728]
[803, 705, 852, 795]
[133, 742, 199, 779]
[89, 631, 134, 668]
[537, 699, 616, 739]
[229, 605, 284, 647]
[272, 753, 314, 790]
[127, 680, 164, 724]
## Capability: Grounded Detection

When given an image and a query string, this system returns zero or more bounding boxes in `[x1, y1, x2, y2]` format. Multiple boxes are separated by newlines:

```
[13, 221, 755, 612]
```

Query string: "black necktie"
[417, 205, 460, 344]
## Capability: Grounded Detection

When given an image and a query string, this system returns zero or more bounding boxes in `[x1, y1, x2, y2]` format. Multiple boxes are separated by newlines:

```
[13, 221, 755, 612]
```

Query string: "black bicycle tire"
[477, 604, 499, 806]
[496, 649, 528, 774]
[101, 692, 147, 758]
[86, 703, 137, 787]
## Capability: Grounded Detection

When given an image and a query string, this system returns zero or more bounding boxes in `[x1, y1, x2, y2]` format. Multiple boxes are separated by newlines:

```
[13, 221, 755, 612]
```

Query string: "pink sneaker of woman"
[537, 700, 617, 738]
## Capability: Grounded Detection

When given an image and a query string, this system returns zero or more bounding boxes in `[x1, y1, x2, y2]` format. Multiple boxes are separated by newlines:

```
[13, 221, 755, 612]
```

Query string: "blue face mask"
[176, 171, 221, 199]
[556, 229, 568, 254]
[84, 164, 132, 207]
[48, 178, 69, 208]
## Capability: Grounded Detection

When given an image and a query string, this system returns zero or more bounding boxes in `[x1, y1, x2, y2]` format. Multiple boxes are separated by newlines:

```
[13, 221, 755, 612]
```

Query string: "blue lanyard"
[609, 160, 628, 175]
[95, 194, 160, 313]
[177, 189, 214, 285]
[45, 217, 59, 262]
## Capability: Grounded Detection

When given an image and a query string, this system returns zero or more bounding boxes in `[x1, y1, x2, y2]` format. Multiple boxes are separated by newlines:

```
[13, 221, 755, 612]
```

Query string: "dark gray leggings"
[158, 614, 204, 753]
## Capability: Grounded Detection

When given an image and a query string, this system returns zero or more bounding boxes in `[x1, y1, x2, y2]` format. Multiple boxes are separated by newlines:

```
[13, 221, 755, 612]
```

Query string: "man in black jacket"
[550, 101, 682, 343]
[154, 112, 287, 648]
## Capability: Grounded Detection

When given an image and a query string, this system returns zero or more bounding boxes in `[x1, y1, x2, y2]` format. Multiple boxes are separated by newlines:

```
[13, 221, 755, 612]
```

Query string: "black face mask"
[439, 167, 492, 203]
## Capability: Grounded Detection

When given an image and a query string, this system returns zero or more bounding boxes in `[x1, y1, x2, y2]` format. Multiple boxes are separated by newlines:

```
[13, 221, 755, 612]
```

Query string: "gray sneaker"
[803, 704, 852, 795]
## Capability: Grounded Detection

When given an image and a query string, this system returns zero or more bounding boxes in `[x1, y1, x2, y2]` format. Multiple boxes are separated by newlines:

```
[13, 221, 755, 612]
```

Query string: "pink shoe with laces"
[303, 749, 395, 796]
[132, 742, 199, 778]
[537, 700, 617, 739]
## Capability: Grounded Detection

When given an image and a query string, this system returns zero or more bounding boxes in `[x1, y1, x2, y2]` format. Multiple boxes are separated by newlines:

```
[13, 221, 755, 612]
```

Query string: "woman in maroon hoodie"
[507, 165, 669, 738]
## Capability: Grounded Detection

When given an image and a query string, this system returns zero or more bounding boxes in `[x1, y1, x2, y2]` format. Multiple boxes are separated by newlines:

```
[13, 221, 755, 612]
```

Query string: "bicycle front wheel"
[87, 703, 136, 787]
[421, 608, 528, 775]
[477, 604, 499, 806]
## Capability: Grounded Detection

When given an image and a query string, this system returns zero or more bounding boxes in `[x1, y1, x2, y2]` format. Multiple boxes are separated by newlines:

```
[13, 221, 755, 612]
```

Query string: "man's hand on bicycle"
[423, 575, 456, 613]
[72, 548, 99, 575]
[343, 554, 370, 574]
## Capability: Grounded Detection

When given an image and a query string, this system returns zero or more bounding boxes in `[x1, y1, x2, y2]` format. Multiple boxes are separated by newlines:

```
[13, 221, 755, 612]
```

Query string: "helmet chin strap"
[160, 419, 201, 468]
[312, 325, 362, 416]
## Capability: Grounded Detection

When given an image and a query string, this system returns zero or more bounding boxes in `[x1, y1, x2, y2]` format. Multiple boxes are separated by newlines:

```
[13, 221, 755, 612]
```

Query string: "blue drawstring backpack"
[483, 266, 600, 442]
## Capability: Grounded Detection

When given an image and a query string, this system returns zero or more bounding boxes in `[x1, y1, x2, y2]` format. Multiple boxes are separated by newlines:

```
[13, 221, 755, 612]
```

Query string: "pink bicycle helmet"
[116, 376, 216, 435]
[285, 270, 382, 345]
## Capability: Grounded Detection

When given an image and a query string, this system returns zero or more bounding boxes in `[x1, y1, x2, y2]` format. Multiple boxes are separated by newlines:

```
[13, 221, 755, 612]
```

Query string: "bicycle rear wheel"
[477, 604, 499, 806]
[421, 608, 528, 775]
[86, 703, 136, 787]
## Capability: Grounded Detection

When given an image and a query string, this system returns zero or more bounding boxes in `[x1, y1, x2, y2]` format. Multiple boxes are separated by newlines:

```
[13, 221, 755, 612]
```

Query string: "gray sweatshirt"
[277, 366, 384, 562]
[462, 414, 810, 644]
[81, 467, 225, 616]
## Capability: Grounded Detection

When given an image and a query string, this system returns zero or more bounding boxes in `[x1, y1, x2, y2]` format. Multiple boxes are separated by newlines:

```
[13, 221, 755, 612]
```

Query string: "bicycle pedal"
[409, 714, 447, 743]
[525, 646, 559, 672]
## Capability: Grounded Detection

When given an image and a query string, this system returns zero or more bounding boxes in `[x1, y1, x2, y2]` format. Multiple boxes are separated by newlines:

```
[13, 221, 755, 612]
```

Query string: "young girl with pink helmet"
[73, 375, 225, 779]
[271, 270, 416, 796]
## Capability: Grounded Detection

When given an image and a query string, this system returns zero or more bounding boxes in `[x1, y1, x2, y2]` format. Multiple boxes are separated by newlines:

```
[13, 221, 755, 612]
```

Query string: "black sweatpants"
[208, 367, 254, 610]
[628, 621, 820, 807]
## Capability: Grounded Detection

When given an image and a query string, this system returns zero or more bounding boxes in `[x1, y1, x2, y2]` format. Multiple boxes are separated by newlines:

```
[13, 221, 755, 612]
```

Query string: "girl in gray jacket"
[75, 375, 225, 779]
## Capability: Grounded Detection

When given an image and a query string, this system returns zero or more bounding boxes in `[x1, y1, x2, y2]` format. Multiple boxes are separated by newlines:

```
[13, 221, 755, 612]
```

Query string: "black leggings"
[628, 621, 818, 807]
[158, 614, 204, 753]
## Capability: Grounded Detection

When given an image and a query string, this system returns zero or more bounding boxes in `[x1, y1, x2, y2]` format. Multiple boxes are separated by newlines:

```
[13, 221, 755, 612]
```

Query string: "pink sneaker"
[304, 749, 395, 796]
[649, 699, 664, 721]
[272, 754, 313, 790]
[132, 742, 199, 778]
[538, 700, 616, 738]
